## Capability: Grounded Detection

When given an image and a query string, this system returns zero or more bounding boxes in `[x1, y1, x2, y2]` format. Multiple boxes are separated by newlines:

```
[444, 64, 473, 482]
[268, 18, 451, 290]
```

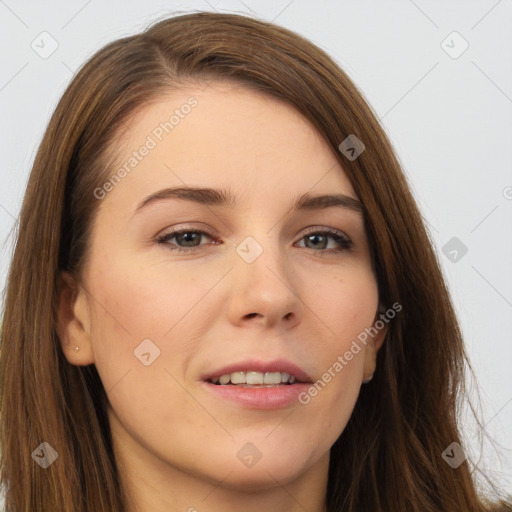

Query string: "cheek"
[84, 255, 228, 411]
[313, 268, 379, 351]
[289, 267, 378, 433]
[86, 253, 217, 352]
[85, 268, 201, 446]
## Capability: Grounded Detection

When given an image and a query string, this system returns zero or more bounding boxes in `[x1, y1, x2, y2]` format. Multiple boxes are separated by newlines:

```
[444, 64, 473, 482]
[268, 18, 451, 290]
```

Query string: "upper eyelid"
[158, 225, 349, 237]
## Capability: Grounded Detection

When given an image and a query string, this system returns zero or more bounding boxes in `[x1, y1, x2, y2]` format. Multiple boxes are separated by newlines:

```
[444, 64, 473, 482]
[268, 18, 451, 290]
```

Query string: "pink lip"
[200, 358, 313, 410]
[202, 381, 311, 409]
[201, 358, 313, 383]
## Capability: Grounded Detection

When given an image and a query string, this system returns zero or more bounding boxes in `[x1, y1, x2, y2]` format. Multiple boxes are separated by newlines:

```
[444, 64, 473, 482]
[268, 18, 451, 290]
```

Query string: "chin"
[190, 445, 321, 492]
[211, 461, 309, 492]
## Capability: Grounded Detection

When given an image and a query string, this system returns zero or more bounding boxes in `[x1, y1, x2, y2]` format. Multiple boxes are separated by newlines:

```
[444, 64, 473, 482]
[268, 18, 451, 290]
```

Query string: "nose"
[225, 236, 304, 330]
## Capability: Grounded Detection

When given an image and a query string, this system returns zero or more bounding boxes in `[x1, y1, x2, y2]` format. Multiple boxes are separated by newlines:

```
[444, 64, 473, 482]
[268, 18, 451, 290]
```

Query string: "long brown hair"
[0, 11, 510, 512]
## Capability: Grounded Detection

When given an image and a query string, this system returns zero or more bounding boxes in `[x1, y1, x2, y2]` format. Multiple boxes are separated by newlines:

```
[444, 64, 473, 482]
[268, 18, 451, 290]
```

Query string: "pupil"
[307, 234, 326, 249]
[178, 233, 199, 247]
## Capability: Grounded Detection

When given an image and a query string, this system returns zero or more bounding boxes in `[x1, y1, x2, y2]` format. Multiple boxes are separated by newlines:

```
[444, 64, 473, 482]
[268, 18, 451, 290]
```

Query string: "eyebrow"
[133, 186, 363, 215]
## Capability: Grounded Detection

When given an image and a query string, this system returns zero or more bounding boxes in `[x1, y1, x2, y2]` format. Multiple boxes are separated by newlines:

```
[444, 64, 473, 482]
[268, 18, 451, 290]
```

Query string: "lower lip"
[202, 381, 311, 409]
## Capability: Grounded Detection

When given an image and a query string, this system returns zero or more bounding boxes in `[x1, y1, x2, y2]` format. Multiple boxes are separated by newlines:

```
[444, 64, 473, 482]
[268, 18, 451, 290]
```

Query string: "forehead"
[100, 82, 357, 214]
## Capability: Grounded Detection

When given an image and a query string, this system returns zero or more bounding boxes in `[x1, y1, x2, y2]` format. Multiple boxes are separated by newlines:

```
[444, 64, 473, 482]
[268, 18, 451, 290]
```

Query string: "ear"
[56, 271, 95, 366]
[362, 303, 388, 382]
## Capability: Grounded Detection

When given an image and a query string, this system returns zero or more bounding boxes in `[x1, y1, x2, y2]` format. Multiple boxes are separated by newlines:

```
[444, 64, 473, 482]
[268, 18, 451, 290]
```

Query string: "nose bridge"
[234, 230, 287, 283]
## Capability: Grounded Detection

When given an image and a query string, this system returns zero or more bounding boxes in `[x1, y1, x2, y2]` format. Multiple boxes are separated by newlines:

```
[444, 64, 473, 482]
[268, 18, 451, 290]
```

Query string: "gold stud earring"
[73, 346, 79, 352]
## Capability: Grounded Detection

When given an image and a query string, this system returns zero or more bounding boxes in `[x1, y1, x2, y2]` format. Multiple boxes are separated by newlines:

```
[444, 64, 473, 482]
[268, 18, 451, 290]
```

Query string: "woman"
[0, 11, 510, 512]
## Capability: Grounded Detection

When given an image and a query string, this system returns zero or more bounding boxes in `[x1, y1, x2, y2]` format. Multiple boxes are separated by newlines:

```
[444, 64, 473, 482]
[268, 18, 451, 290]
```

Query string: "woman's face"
[61, 82, 386, 492]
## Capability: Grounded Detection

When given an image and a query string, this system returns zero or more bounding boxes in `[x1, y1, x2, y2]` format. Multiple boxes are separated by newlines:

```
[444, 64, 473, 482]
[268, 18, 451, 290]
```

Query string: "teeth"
[211, 371, 298, 386]
[264, 372, 281, 385]
[231, 371, 245, 384]
[219, 374, 230, 385]
[246, 371, 263, 385]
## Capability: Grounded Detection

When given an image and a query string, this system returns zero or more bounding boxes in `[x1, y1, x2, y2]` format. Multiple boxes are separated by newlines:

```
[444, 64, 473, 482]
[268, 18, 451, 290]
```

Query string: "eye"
[156, 228, 217, 253]
[156, 226, 353, 255]
[295, 228, 353, 255]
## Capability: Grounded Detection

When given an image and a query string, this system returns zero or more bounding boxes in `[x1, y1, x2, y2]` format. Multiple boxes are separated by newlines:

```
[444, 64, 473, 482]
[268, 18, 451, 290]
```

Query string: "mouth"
[207, 370, 302, 387]
[201, 359, 313, 408]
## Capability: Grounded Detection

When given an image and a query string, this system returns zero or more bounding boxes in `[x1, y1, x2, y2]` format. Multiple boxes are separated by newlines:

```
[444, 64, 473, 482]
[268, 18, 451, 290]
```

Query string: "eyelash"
[156, 227, 353, 255]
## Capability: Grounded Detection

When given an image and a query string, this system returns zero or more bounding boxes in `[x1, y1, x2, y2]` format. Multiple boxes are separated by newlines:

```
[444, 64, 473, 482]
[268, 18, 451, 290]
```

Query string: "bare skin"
[58, 81, 387, 512]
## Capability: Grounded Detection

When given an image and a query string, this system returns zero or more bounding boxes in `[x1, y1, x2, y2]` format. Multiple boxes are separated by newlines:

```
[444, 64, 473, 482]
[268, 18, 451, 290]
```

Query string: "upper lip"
[202, 358, 313, 383]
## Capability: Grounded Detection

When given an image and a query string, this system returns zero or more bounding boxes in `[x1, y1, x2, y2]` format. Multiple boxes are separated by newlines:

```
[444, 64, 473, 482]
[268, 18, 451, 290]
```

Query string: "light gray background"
[1, 0, 511, 495]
